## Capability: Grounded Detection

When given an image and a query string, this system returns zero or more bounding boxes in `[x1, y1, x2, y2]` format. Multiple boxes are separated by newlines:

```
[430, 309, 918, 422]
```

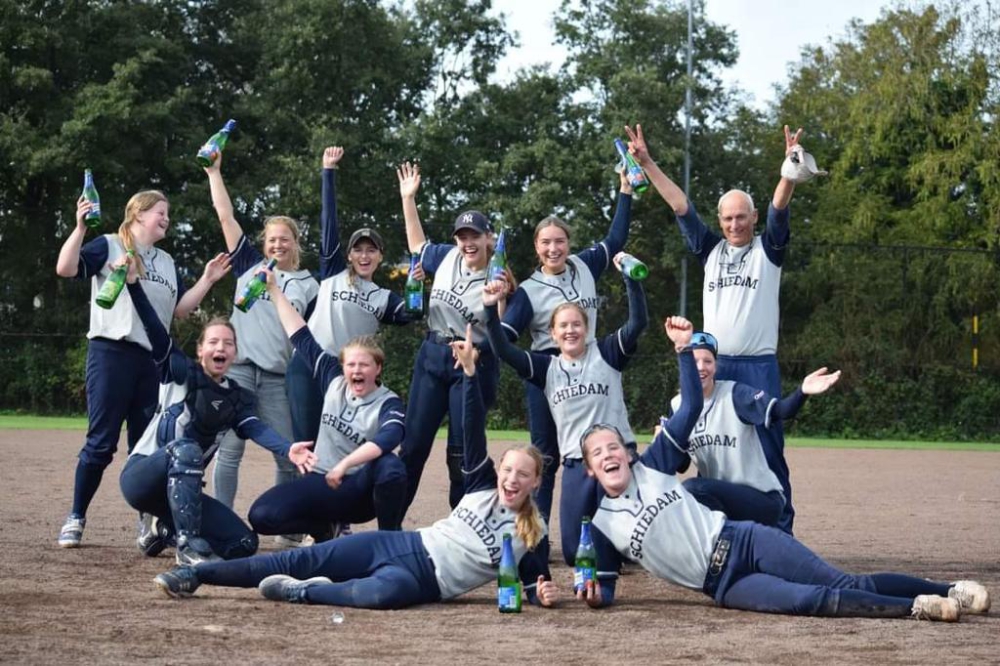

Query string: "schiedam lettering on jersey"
[139, 252, 177, 300]
[628, 488, 683, 560]
[429, 287, 481, 327]
[688, 415, 737, 451]
[550, 382, 610, 406]
[451, 505, 509, 563]
[706, 244, 759, 293]
[329, 288, 381, 316]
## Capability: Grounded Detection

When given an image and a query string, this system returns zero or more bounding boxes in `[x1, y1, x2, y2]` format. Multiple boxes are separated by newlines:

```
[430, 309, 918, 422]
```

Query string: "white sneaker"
[274, 534, 315, 549]
[949, 580, 991, 614]
[911, 594, 960, 622]
[58, 516, 86, 548]
[258, 575, 333, 603]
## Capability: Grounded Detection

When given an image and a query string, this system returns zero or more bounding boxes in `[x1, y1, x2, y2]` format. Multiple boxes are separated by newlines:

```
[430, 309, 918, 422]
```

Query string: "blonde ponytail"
[501, 445, 547, 550]
[119, 190, 168, 278]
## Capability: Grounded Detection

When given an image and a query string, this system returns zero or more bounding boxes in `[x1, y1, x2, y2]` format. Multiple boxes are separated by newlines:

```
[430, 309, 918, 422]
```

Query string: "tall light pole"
[680, 0, 693, 316]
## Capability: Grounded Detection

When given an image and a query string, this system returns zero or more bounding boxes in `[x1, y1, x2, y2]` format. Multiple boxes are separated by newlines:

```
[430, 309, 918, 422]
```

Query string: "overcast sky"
[490, 0, 904, 108]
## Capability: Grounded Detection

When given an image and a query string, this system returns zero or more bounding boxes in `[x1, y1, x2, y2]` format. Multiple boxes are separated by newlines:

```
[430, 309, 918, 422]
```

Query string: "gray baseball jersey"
[314, 379, 404, 475]
[545, 341, 635, 460]
[418, 484, 542, 600]
[703, 237, 782, 356]
[308, 269, 400, 355]
[229, 235, 318, 373]
[82, 234, 180, 350]
[421, 243, 489, 344]
[669, 381, 784, 495]
[505, 255, 601, 351]
[592, 462, 725, 590]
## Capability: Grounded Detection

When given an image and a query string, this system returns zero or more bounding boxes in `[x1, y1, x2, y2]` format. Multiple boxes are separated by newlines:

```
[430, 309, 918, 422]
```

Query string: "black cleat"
[154, 566, 201, 599]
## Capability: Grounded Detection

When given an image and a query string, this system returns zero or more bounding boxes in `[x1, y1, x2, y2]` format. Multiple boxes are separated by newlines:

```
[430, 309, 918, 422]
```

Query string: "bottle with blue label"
[613, 138, 650, 193]
[574, 517, 597, 594]
[196, 119, 237, 167]
[404, 253, 424, 315]
[497, 532, 522, 613]
[81, 169, 101, 228]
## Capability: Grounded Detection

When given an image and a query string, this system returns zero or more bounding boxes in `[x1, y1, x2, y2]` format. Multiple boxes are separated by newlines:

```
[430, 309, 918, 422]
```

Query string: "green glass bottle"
[404, 253, 424, 315]
[234, 258, 277, 313]
[497, 532, 522, 613]
[81, 169, 101, 229]
[574, 517, 597, 594]
[95, 250, 134, 310]
[619, 253, 649, 281]
[487, 226, 507, 282]
[196, 119, 237, 168]
[614, 138, 650, 193]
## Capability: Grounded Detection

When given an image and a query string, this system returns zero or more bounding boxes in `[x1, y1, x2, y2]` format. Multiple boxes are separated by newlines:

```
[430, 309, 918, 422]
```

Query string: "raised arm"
[55, 198, 94, 277]
[319, 146, 346, 279]
[771, 125, 802, 210]
[397, 162, 427, 253]
[601, 174, 633, 258]
[483, 283, 547, 385]
[625, 124, 689, 215]
[603, 254, 648, 361]
[453, 325, 490, 476]
[174, 253, 232, 319]
[771, 367, 840, 422]
[125, 265, 173, 365]
[203, 153, 243, 252]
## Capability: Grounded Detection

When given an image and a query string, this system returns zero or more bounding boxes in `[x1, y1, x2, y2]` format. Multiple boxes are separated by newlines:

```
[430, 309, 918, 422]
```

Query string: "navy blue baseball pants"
[558, 458, 599, 567]
[683, 477, 784, 527]
[120, 446, 258, 559]
[400, 338, 499, 513]
[705, 521, 951, 616]
[195, 530, 442, 609]
[72, 338, 158, 517]
[248, 455, 407, 535]
[715, 353, 794, 535]
[525, 373, 559, 522]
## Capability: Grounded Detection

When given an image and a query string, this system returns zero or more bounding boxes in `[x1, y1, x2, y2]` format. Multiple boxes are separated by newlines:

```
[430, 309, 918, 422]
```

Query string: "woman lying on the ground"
[574, 315, 990, 622]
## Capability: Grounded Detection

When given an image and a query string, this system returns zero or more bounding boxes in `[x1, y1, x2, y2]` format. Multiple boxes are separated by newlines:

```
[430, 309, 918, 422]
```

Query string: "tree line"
[2, 0, 998, 440]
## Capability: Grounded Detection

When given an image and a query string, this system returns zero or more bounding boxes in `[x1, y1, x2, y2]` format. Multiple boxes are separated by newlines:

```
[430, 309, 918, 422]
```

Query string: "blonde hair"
[549, 301, 589, 332]
[257, 216, 302, 270]
[118, 190, 168, 278]
[533, 216, 572, 243]
[499, 445, 546, 550]
[340, 335, 385, 384]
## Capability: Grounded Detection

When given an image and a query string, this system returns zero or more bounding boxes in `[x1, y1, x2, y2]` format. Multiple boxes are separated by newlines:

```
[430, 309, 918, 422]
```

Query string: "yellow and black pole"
[972, 314, 979, 371]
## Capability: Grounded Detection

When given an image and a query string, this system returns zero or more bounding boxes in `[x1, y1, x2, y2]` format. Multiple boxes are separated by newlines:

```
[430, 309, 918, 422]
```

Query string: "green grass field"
[2, 414, 998, 451]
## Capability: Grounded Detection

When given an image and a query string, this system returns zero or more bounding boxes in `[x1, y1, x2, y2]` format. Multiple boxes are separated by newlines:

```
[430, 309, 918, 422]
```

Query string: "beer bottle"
[619, 253, 649, 281]
[613, 138, 650, 193]
[404, 253, 424, 315]
[574, 517, 597, 594]
[196, 119, 237, 168]
[81, 169, 101, 229]
[497, 532, 522, 613]
[95, 250, 134, 310]
[234, 258, 277, 313]
[487, 226, 507, 282]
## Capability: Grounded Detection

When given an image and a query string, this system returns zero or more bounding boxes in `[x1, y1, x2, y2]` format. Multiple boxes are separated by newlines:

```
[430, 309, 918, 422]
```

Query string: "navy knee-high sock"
[870, 573, 951, 598]
[71, 460, 106, 517]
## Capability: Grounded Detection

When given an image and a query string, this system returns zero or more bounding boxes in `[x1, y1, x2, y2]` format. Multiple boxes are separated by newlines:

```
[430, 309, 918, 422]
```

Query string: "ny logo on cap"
[461, 213, 474, 224]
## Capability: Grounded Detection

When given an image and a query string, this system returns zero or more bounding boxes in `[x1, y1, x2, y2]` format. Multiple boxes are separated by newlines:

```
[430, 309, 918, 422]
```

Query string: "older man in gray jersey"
[624, 124, 812, 534]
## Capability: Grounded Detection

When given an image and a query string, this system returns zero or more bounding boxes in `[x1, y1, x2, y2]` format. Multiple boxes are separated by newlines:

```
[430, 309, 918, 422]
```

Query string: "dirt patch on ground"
[1, 431, 997, 665]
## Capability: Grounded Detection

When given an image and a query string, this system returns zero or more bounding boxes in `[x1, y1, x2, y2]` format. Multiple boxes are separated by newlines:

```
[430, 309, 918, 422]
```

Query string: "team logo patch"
[211, 400, 223, 410]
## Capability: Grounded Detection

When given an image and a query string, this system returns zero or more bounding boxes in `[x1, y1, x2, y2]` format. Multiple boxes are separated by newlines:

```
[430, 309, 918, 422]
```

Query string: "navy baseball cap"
[690, 331, 718, 356]
[348, 227, 385, 252]
[453, 210, 492, 235]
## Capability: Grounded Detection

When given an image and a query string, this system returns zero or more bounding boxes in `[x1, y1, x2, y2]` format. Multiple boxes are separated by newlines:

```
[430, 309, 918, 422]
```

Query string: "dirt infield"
[1, 431, 997, 665]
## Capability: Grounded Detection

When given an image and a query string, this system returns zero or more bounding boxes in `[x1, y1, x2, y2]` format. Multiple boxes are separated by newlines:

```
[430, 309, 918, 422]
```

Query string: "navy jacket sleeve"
[459, 373, 497, 493]
[675, 200, 722, 266]
[576, 191, 633, 279]
[520, 549, 552, 606]
[234, 410, 291, 458]
[641, 351, 702, 472]
[761, 202, 790, 266]
[370, 397, 406, 452]
[126, 282, 180, 373]
[379, 291, 419, 325]
[289, 327, 343, 393]
[77, 236, 109, 280]
[229, 234, 265, 276]
[591, 518, 621, 607]
[319, 168, 346, 279]
[485, 304, 549, 388]
[598, 276, 648, 371]
[499, 287, 533, 342]
[771, 387, 807, 423]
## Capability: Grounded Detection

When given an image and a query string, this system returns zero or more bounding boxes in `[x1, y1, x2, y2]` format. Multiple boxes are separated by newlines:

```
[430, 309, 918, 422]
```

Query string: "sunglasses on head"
[690, 331, 718, 355]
